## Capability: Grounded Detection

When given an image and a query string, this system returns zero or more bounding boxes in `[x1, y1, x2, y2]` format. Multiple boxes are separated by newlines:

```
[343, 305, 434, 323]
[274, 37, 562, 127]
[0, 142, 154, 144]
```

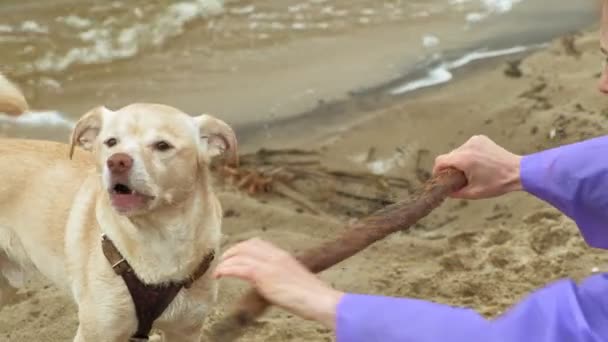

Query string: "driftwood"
[206, 168, 467, 341]
[272, 181, 327, 216]
[215, 147, 414, 218]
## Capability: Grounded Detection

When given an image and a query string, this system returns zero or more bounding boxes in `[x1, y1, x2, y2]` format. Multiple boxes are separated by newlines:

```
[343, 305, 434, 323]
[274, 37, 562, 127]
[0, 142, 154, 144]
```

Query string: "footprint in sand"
[529, 224, 575, 255]
[447, 231, 478, 248]
[523, 209, 562, 224]
[482, 229, 513, 247]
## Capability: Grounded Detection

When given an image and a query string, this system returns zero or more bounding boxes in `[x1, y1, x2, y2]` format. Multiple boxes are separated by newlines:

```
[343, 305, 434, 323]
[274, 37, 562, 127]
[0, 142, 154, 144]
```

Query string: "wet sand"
[1, 1, 608, 341]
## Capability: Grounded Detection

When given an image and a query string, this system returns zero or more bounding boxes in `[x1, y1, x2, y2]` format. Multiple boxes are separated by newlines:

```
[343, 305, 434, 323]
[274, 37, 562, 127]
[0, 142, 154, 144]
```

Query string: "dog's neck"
[97, 172, 220, 285]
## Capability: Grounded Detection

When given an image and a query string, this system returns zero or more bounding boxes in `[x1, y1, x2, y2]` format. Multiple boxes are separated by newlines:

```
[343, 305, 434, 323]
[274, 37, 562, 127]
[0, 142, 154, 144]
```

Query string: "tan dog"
[0, 86, 237, 340]
[0, 73, 28, 115]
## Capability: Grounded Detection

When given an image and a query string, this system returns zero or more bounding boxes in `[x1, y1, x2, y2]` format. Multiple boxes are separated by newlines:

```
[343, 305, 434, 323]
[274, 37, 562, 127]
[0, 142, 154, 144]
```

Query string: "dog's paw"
[149, 332, 163, 342]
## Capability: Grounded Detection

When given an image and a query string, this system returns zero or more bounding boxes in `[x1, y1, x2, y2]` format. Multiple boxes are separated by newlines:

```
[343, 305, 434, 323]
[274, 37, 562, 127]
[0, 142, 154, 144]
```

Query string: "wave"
[482, 0, 523, 13]
[33, 0, 224, 73]
[448, 0, 524, 13]
[449, 0, 525, 24]
[390, 45, 533, 95]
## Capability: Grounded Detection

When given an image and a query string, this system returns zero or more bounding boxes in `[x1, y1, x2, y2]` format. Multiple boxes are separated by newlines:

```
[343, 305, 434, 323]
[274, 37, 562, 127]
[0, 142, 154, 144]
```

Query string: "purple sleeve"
[521, 135, 608, 249]
[336, 274, 608, 342]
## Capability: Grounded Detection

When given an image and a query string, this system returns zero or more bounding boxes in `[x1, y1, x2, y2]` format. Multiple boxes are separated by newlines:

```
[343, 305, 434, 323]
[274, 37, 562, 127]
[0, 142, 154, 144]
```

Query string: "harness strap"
[101, 234, 215, 341]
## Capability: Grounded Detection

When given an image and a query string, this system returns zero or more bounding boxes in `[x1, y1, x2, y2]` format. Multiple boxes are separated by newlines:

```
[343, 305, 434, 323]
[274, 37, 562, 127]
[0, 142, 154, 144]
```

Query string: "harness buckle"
[111, 258, 127, 270]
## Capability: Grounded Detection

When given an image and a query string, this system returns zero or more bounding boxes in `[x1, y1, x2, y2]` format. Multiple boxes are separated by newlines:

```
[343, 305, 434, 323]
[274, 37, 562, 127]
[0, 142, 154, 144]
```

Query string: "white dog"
[0, 74, 237, 341]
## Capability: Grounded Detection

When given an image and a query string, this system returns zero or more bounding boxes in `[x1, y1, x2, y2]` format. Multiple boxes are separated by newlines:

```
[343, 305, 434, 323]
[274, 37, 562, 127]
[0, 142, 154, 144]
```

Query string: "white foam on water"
[466, 12, 486, 23]
[0, 111, 75, 129]
[391, 67, 452, 95]
[422, 34, 440, 48]
[0, 25, 13, 33]
[361, 8, 376, 16]
[449, 0, 523, 12]
[21, 21, 48, 34]
[33, 0, 224, 73]
[288, 3, 309, 13]
[390, 45, 530, 95]
[292, 22, 307, 30]
[450, 0, 525, 24]
[449, 45, 529, 68]
[230, 5, 255, 15]
[57, 15, 92, 29]
[482, 0, 523, 13]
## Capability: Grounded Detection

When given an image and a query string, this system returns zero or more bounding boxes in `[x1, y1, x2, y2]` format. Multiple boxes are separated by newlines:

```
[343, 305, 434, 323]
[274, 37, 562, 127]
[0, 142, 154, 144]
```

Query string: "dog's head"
[69, 103, 237, 216]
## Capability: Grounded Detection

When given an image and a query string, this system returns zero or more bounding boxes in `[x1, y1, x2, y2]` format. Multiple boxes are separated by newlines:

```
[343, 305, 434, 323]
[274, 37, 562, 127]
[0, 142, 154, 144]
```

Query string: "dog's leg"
[73, 325, 86, 342]
[73, 322, 134, 342]
[74, 299, 137, 342]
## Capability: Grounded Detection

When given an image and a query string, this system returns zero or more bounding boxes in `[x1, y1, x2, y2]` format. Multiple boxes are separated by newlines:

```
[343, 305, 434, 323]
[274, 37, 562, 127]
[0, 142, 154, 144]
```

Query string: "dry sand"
[3, 29, 608, 342]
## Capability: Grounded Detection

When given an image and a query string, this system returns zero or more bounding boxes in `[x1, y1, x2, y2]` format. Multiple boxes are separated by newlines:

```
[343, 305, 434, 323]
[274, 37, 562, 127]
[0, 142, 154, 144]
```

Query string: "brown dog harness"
[101, 234, 215, 341]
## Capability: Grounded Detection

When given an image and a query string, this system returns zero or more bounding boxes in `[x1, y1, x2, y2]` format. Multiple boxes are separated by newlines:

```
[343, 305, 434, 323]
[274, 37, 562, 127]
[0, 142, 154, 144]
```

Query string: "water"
[1, 0, 533, 77]
[1, 0, 223, 76]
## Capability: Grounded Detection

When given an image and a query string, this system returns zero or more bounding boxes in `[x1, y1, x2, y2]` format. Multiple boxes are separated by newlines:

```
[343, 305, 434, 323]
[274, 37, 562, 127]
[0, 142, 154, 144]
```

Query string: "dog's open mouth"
[109, 183, 152, 213]
[112, 183, 134, 195]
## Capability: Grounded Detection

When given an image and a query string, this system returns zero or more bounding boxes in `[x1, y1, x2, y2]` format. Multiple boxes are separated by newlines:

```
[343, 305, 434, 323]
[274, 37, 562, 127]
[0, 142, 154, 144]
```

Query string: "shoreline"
[216, 35, 588, 152]
[0, 43, 547, 148]
[1, 25, 596, 151]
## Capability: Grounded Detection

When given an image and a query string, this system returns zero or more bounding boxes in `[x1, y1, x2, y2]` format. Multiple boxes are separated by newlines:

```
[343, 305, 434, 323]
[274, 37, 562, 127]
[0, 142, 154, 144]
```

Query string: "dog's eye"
[104, 138, 118, 148]
[154, 141, 173, 152]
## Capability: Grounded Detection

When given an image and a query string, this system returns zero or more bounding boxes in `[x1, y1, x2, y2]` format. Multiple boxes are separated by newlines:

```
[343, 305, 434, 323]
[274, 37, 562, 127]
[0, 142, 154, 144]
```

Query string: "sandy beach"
[2, 0, 608, 341]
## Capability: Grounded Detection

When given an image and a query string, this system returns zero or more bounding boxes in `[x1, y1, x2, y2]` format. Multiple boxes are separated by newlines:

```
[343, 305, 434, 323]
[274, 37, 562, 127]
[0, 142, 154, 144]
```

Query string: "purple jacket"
[337, 136, 608, 341]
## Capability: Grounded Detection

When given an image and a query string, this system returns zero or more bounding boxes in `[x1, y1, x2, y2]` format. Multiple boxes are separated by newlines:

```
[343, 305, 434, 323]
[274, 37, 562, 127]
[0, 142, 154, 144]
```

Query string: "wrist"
[311, 287, 344, 330]
[504, 154, 523, 192]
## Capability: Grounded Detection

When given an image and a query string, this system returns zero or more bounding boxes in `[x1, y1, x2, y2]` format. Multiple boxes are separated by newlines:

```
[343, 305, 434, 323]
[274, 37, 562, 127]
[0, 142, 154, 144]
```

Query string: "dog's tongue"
[111, 193, 146, 212]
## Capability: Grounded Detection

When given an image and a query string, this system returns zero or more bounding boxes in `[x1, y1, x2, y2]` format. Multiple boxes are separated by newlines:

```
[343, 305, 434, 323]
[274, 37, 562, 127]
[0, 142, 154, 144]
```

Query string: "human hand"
[213, 238, 344, 329]
[433, 135, 523, 199]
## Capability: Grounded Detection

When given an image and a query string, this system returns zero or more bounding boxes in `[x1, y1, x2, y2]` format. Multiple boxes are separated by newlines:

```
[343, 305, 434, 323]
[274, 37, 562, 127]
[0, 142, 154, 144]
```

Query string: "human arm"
[213, 238, 344, 330]
[214, 239, 608, 341]
[519, 136, 608, 249]
[434, 135, 608, 249]
[336, 273, 608, 341]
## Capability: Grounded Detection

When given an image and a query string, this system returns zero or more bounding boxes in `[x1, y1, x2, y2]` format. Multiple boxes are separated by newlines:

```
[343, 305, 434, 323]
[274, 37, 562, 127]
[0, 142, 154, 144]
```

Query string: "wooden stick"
[207, 168, 467, 341]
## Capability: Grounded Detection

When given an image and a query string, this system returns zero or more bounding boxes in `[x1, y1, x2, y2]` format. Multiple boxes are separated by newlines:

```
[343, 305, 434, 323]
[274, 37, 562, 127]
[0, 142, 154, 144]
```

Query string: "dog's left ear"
[193, 114, 238, 166]
[69, 106, 108, 159]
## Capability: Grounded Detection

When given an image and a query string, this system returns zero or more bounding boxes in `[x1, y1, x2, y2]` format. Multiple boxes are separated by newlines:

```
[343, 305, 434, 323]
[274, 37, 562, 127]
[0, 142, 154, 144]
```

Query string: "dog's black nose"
[107, 153, 133, 174]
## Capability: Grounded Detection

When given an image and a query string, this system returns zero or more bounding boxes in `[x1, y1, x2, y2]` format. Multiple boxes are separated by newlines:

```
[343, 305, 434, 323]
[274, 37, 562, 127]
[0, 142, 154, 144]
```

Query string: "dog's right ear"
[69, 106, 107, 159]
[193, 114, 238, 166]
